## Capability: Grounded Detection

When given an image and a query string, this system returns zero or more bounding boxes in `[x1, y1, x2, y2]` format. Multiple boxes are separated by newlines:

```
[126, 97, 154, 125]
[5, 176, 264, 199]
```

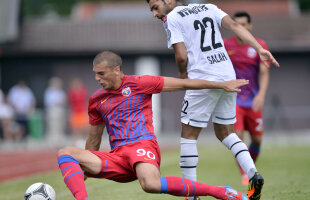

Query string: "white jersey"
[164, 4, 236, 81]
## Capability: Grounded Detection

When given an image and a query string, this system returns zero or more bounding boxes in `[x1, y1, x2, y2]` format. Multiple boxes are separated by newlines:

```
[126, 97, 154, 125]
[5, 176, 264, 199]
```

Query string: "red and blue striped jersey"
[88, 75, 164, 150]
[224, 37, 269, 108]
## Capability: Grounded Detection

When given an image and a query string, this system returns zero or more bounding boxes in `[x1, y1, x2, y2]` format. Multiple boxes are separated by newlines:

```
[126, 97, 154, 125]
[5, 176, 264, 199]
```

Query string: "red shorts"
[85, 139, 161, 183]
[234, 105, 264, 136]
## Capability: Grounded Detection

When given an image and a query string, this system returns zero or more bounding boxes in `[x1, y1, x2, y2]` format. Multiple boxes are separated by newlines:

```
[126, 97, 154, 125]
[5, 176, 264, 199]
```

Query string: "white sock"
[222, 133, 257, 179]
[180, 137, 198, 181]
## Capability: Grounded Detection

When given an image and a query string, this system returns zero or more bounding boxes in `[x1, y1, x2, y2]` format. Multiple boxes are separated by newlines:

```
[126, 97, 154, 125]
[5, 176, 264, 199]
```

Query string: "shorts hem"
[181, 118, 208, 128]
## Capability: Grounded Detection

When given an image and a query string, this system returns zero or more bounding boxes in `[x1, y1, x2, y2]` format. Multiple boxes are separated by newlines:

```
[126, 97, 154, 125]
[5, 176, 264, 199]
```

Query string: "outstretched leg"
[57, 146, 102, 200]
[135, 162, 248, 200]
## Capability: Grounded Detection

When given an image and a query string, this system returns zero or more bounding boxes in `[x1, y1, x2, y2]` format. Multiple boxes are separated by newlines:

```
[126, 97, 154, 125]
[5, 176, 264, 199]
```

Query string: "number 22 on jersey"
[194, 17, 223, 52]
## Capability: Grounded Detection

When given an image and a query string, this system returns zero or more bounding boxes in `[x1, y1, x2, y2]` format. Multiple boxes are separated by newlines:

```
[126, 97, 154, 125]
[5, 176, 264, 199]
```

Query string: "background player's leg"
[135, 162, 246, 199]
[57, 147, 102, 200]
[247, 111, 264, 163]
[249, 134, 262, 163]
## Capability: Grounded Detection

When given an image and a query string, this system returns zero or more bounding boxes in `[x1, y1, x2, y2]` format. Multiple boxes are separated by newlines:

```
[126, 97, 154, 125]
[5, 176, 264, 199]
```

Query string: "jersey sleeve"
[206, 4, 228, 27]
[136, 75, 164, 94]
[164, 14, 184, 49]
[223, 38, 230, 48]
[88, 95, 104, 125]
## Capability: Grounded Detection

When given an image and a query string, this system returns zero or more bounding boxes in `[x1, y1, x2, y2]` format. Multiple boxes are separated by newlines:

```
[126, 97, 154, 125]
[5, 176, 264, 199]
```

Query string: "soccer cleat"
[247, 172, 264, 200]
[242, 174, 249, 186]
[224, 186, 249, 200]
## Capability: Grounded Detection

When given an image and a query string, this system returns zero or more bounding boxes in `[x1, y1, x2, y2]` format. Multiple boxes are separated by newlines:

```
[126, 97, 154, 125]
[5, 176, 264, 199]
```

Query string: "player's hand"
[258, 49, 280, 68]
[222, 79, 249, 92]
[252, 94, 264, 111]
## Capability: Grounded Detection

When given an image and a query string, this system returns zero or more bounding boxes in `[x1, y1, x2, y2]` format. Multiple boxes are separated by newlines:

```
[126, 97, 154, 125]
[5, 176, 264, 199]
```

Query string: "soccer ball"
[24, 182, 56, 200]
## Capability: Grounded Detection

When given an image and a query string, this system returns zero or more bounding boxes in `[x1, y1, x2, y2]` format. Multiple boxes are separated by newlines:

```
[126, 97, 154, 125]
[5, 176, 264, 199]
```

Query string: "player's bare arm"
[172, 42, 188, 79]
[222, 15, 280, 67]
[253, 62, 269, 111]
[85, 123, 105, 151]
[162, 77, 248, 92]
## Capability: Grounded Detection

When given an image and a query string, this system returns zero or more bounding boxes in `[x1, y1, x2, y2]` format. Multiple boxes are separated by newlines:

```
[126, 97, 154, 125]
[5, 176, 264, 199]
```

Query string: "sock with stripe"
[249, 143, 260, 163]
[222, 133, 257, 179]
[160, 176, 225, 199]
[58, 155, 88, 200]
[180, 138, 198, 181]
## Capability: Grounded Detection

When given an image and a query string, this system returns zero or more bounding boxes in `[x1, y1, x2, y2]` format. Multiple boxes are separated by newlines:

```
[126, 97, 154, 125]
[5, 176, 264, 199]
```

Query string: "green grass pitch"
[1, 144, 309, 200]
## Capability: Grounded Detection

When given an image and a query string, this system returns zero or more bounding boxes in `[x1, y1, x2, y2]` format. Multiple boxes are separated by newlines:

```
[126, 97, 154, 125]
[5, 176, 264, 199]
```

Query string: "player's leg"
[57, 146, 102, 200]
[246, 109, 264, 163]
[135, 162, 248, 200]
[212, 91, 264, 200]
[214, 124, 258, 179]
[180, 90, 216, 200]
[214, 123, 264, 199]
[238, 131, 262, 186]
[212, 91, 257, 179]
[243, 110, 264, 199]
[249, 134, 262, 162]
[180, 123, 201, 182]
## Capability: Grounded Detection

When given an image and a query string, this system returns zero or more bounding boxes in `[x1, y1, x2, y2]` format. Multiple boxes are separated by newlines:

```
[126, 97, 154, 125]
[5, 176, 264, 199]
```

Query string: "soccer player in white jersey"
[146, 1, 280, 200]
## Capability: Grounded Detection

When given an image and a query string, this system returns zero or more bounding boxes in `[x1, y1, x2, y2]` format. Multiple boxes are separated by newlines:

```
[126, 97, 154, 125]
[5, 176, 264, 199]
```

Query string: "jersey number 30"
[194, 17, 222, 52]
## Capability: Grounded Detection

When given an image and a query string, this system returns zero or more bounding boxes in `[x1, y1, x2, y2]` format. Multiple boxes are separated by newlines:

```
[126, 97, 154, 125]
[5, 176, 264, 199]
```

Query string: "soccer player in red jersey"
[224, 12, 271, 186]
[57, 51, 250, 200]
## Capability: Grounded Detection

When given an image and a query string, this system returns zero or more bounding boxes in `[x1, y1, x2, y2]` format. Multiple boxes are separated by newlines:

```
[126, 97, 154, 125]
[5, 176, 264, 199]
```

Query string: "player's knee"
[140, 179, 160, 193]
[214, 124, 235, 141]
[216, 132, 229, 141]
[251, 135, 262, 146]
[57, 146, 74, 157]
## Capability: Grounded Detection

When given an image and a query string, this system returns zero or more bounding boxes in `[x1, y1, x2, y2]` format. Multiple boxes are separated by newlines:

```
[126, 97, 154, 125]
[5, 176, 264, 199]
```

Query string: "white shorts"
[180, 89, 237, 128]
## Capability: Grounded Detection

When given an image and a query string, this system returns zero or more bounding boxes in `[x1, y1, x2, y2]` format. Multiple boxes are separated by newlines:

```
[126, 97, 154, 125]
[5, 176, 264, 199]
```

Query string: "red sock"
[160, 176, 226, 199]
[58, 155, 88, 200]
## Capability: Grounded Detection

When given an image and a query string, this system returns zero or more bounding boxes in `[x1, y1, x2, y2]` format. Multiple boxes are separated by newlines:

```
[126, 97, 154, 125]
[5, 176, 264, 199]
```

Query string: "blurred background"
[0, 0, 310, 150]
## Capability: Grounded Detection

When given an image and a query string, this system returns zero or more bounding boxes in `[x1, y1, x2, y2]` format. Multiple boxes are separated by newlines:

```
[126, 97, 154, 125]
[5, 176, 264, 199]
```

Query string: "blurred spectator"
[44, 77, 67, 146]
[7, 81, 36, 139]
[0, 95, 24, 142]
[67, 77, 89, 147]
[0, 89, 3, 103]
[0, 89, 4, 139]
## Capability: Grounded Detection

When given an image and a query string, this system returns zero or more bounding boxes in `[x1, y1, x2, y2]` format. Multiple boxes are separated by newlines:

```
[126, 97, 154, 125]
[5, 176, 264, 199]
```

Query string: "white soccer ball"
[24, 182, 56, 200]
